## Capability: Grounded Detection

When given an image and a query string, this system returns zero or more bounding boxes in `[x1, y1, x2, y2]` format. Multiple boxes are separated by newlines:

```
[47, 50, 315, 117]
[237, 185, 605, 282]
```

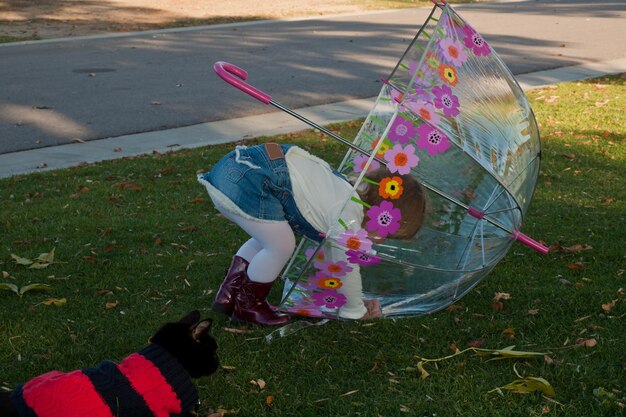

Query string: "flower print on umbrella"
[379, 176, 404, 200]
[314, 260, 353, 277]
[416, 124, 451, 156]
[317, 277, 343, 290]
[372, 137, 393, 159]
[338, 228, 373, 253]
[413, 101, 441, 126]
[312, 289, 347, 309]
[432, 84, 460, 117]
[304, 246, 326, 263]
[346, 250, 381, 266]
[384, 144, 419, 175]
[439, 64, 459, 86]
[353, 153, 381, 174]
[438, 38, 468, 67]
[387, 114, 419, 145]
[366, 200, 402, 238]
[463, 25, 491, 56]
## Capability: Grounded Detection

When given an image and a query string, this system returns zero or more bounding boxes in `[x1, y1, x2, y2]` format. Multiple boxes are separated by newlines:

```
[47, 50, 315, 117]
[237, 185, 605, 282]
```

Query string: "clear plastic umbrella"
[213, 0, 549, 319]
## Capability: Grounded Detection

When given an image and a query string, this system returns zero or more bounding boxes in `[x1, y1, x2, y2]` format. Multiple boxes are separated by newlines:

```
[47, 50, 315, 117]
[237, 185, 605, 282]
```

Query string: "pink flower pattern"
[314, 260, 353, 277]
[416, 124, 451, 155]
[387, 115, 419, 144]
[365, 200, 402, 238]
[346, 250, 381, 266]
[438, 38, 468, 67]
[337, 228, 373, 253]
[384, 144, 419, 175]
[463, 25, 491, 56]
[312, 290, 347, 309]
[432, 84, 460, 117]
[353, 153, 381, 173]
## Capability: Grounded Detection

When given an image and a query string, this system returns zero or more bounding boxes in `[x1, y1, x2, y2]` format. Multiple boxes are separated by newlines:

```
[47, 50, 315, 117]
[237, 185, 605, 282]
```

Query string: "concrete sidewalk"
[1, 57, 625, 179]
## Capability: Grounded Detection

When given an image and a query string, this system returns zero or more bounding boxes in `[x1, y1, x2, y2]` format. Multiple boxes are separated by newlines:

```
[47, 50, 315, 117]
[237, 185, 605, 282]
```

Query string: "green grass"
[1, 74, 624, 416]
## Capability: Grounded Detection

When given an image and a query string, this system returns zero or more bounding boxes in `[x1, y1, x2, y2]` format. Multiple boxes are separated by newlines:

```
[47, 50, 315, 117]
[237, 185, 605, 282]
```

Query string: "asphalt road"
[0, 0, 625, 154]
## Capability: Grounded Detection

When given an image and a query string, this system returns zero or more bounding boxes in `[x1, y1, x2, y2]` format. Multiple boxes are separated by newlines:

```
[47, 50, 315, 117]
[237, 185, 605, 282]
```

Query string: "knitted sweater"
[10, 344, 198, 417]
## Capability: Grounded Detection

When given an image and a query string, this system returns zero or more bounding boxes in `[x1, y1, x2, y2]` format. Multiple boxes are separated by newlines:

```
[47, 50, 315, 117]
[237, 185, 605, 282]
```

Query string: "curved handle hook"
[213, 61, 272, 104]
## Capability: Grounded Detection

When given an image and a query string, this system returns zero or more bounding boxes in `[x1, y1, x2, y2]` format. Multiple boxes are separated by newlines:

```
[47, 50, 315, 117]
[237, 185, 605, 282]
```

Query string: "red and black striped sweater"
[10, 344, 198, 417]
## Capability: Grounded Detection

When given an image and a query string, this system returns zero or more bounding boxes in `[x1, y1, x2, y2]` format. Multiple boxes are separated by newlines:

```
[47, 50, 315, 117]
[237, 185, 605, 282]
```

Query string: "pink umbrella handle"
[213, 61, 272, 104]
[512, 231, 550, 255]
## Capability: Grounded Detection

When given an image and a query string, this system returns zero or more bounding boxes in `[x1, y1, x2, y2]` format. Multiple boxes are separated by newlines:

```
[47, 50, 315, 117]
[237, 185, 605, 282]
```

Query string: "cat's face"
[149, 311, 219, 378]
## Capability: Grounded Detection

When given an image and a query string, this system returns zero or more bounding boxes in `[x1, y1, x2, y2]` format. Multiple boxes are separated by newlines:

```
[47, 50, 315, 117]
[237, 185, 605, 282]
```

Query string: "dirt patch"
[0, 0, 422, 41]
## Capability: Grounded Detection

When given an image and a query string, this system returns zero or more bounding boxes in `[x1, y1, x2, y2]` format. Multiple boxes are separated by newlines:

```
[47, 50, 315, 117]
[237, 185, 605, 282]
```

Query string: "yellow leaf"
[42, 298, 66, 306]
[36, 248, 55, 263]
[417, 361, 430, 380]
[498, 376, 555, 397]
[28, 262, 51, 269]
[11, 254, 33, 266]
[19, 283, 53, 295]
[0, 283, 19, 295]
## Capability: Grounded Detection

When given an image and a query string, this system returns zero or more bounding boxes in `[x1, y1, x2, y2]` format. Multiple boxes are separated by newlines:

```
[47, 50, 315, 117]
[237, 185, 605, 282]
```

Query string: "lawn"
[0, 74, 624, 416]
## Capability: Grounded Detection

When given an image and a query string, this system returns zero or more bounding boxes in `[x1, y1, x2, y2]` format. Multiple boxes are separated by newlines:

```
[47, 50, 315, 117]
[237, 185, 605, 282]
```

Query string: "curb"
[1, 58, 625, 179]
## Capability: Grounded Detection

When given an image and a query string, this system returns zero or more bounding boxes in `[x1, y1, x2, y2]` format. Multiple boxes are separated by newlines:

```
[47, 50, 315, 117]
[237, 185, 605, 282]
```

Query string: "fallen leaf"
[2, 271, 9, 279]
[449, 342, 461, 354]
[495, 376, 555, 397]
[445, 304, 464, 311]
[527, 309, 540, 315]
[502, 328, 516, 340]
[11, 254, 33, 266]
[265, 395, 274, 407]
[0, 283, 19, 295]
[105, 300, 120, 309]
[575, 338, 597, 348]
[562, 153, 576, 160]
[566, 262, 585, 270]
[223, 327, 251, 334]
[42, 297, 66, 306]
[492, 301, 504, 311]
[544, 355, 555, 365]
[494, 292, 512, 301]
[467, 340, 485, 348]
[417, 362, 430, 380]
[250, 379, 266, 391]
[19, 283, 53, 295]
[601, 299, 618, 313]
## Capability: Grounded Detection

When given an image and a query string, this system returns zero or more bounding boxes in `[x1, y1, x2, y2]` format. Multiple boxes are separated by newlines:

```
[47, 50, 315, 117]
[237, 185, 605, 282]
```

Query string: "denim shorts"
[199, 144, 323, 242]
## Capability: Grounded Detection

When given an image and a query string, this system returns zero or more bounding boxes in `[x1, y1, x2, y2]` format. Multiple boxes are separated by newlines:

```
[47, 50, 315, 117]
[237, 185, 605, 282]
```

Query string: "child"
[198, 143, 426, 325]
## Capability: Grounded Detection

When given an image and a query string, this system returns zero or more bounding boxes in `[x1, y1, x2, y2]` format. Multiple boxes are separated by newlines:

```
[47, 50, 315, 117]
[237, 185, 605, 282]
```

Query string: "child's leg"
[220, 210, 296, 283]
[216, 209, 293, 325]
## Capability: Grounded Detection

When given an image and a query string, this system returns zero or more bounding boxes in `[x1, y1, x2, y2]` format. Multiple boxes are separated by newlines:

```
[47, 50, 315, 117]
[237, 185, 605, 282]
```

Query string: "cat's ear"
[191, 319, 213, 342]
[179, 310, 201, 326]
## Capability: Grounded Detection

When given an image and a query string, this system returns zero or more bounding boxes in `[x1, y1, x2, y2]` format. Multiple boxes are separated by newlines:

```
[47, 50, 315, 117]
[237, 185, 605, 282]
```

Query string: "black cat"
[0, 310, 219, 417]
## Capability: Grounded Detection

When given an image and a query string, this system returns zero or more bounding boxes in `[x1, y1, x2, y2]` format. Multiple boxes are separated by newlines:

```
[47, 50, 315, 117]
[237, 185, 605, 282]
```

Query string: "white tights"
[218, 209, 296, 283]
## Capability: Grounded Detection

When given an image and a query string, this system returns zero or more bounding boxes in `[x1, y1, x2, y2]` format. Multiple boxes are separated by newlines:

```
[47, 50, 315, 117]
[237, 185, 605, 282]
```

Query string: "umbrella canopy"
[278, 1, 546, 318]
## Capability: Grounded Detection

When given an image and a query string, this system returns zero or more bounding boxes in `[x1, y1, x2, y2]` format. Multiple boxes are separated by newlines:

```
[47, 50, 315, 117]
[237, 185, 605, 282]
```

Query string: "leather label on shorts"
[265, 143, 285, 160]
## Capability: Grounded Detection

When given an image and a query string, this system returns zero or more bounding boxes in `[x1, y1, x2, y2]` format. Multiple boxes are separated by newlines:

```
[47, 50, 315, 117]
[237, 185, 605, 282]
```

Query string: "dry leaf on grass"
[602, 299, 618, 313]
